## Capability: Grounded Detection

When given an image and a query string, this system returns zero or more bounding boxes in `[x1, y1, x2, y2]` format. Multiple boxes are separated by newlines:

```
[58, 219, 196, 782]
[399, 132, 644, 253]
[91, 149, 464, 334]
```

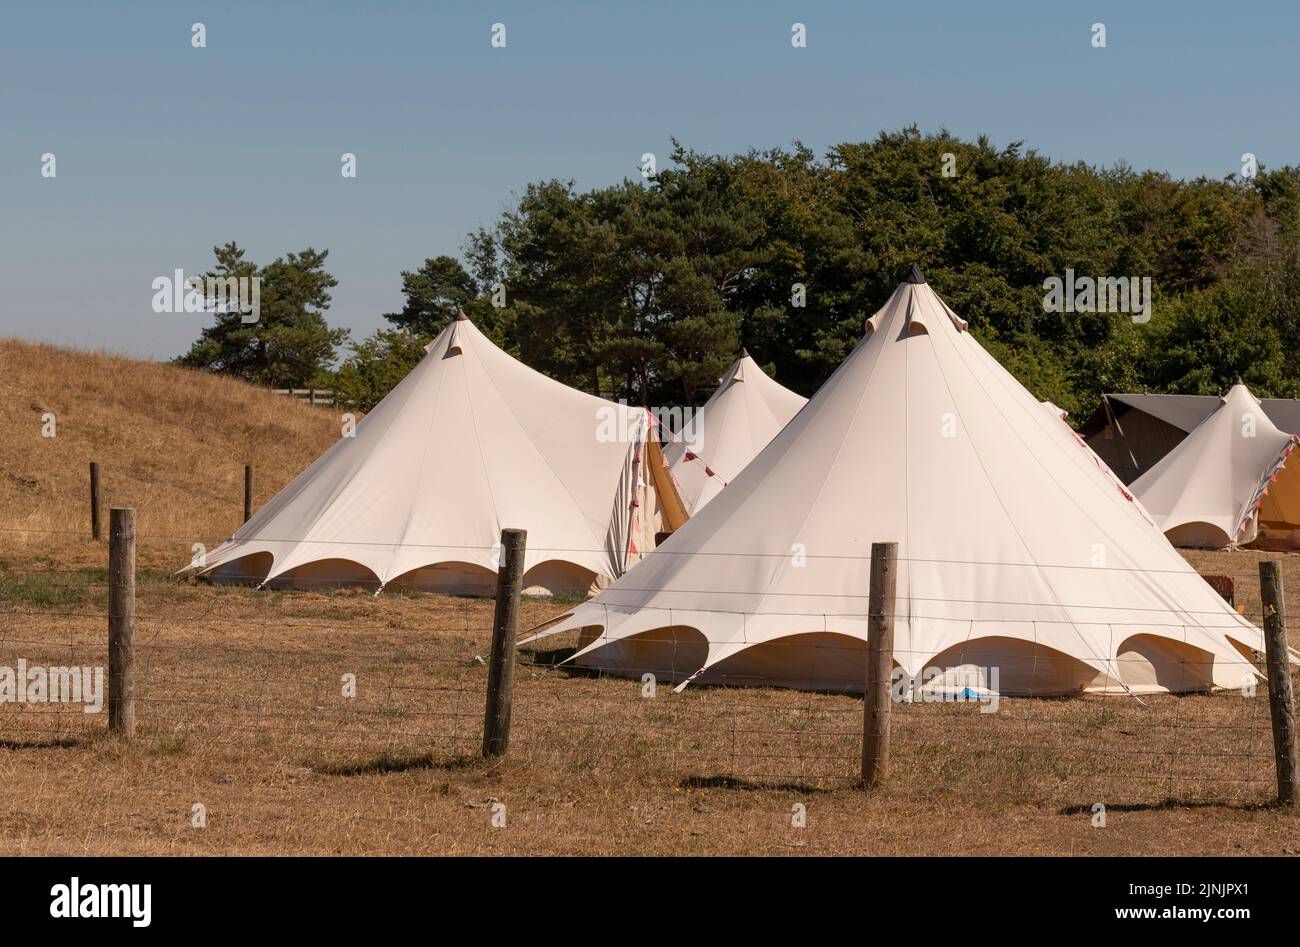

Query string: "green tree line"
[179, 128, 1300, 419]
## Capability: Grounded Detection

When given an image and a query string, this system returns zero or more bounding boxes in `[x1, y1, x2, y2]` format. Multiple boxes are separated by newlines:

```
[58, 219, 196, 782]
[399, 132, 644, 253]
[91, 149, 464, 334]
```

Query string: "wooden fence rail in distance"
[271, 388, 336, 406]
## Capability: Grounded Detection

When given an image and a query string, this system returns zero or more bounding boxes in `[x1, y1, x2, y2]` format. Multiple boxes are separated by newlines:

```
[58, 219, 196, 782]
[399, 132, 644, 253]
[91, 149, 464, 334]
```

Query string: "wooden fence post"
[108, 508, 136, 738]
[1259, 560, 1297, 807]
[89, 462, 102, 541]
[243, 464, 253, 524]
[862, 541, 898, 790]
[482, 528, 527, 758]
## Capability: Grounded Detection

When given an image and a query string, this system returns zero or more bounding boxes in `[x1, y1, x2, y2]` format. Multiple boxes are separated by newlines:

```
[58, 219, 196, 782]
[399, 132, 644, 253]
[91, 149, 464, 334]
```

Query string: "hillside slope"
[0, 339, 341, 568]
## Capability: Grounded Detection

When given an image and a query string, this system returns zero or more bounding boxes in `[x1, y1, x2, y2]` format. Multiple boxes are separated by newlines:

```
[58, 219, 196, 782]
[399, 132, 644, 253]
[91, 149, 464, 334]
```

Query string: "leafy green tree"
[334, 328, 430, 411]
[351, 131, 1300, 420]
[1142, 264, 1296, 397]
[383, 256, 479, 335]
[177, 243, 345, 387]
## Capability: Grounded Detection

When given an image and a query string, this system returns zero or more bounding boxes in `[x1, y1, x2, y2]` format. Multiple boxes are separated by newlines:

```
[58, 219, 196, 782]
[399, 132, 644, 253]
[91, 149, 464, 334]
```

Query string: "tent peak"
[905, 263, 926, 284]
[454, 308, 469, 322]
[740, 346, 750, 359]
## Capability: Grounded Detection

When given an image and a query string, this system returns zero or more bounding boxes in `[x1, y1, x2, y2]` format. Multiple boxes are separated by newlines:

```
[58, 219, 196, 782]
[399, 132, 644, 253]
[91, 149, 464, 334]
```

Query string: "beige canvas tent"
[1131, 382, 1300, 549]
[190, 314, 688, 596]
[525, 267, 1271, 695]
[663, 350, 806, 514]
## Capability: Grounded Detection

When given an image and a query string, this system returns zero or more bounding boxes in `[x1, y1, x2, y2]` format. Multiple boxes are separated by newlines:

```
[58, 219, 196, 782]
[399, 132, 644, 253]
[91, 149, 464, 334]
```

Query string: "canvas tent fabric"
[663, 351, 807, 514]
[1081, 393, 1300, 484]
[1105, 392, 1300, 435]
[1130, 383, 1300, 549]
[189, 315, 688, 596]
[1041, 401, 1155, 526]
[525, 270, 1271, 696]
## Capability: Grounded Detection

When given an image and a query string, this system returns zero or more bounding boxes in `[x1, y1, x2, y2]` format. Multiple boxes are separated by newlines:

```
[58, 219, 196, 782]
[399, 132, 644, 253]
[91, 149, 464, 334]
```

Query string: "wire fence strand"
[1, 542, 1288, 805]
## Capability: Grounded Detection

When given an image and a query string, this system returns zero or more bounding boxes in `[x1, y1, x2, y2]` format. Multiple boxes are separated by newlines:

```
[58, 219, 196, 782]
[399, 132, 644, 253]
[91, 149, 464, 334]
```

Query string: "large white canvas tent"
[190, 314, 688, 596]
[525, 267, 1271, 695]
[663, 351, 807, 514]
[1131, 382, 1300, 549]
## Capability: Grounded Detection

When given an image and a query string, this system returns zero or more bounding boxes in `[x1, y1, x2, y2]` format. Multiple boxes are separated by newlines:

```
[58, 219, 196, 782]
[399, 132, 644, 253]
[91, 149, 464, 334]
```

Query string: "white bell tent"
[1131, 381, 1300, 549]
[663, 351, 806, 514]
[191, 314, 688, 596]
[524, 268, 1271, 695]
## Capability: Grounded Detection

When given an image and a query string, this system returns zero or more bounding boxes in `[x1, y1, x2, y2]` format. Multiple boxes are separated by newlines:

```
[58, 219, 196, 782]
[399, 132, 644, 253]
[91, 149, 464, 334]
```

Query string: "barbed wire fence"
[0, 516, 1296, 815]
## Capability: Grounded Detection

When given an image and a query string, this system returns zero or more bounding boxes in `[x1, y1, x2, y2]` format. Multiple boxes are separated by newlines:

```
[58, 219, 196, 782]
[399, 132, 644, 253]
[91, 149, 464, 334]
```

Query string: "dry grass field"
[0, 337, 339, 571]
[1, 340, 1298, 856]
[0, 567, 1297, 856]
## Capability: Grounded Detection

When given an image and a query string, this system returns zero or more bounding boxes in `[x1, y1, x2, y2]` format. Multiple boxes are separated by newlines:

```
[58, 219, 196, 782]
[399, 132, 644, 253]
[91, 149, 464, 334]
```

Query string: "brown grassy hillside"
[0, 338, 340, 569]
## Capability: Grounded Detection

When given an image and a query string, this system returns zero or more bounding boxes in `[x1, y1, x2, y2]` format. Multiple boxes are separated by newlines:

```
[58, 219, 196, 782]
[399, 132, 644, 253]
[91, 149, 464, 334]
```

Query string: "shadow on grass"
[678, 774, 839, 795]
[312, 751, 488, 777]
[1059, 797, 1276, 815]
[519, 645, 606, 679]
[0, 735, 88, 750]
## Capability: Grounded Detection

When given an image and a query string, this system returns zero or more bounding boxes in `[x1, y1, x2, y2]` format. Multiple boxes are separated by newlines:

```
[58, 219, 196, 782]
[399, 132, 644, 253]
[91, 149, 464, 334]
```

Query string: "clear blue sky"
[3, 0, 1297, 360]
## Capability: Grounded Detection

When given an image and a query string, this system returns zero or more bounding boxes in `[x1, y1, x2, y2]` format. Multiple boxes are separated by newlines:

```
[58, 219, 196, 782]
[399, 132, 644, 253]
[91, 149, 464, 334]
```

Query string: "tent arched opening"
[1108, 634, 1222, 693]
[923, 636, 1097, 696]
[1163, 522, 1234, 550]
[574, 626, 710, 685]
[204, 551, 274, 586]
[268, 558, 381, 592]
[683, 632, 878, 693]
[387, 561, 498, 596]
[521, 560, 601, 598]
